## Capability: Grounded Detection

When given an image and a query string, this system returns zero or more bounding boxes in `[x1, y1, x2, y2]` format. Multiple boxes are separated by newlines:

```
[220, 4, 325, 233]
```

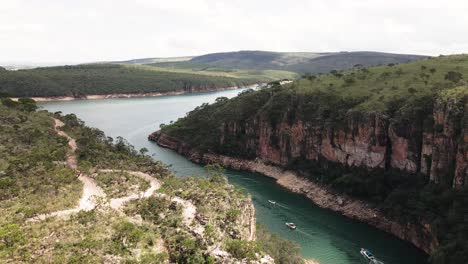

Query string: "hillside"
[116, 51, 426, 74]
[0, 64, 284, 98]
[152, 55, 468, 263]
[0, 98, 303, 263]
[0, 51, 426, 98]
[189, 51, 427, 73]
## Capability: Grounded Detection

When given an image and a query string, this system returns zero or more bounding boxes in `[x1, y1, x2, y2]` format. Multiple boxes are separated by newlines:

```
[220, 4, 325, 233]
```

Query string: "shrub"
[225, 239, 258, 259]
[445, 71, 463, 83]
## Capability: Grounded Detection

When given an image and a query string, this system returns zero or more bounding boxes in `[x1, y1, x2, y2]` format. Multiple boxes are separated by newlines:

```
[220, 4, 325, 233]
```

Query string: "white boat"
[360, 248, 375, 261]
[285, 222, 296, 230]
[268, 200, 277, 205]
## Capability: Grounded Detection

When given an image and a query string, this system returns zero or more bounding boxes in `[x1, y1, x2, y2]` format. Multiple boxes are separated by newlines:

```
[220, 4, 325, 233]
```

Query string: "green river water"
[40, 89, 428, 264]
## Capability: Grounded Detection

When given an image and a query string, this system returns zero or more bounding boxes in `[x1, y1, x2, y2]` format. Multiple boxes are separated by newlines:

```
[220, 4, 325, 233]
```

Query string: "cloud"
[0, 0, 467, 64]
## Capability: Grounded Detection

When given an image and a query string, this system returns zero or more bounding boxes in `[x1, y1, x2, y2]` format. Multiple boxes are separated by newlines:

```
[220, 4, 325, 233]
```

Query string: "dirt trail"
[31, 119, 106, 221]
[98, 169, 161, 210]
[31, 116, 203, 252]
[54, 119, 78, 169]
[33, 119, 198, 224]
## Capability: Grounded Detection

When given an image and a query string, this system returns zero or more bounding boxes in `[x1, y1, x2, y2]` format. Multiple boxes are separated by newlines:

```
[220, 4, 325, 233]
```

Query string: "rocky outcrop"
[149, 131, 438, 254]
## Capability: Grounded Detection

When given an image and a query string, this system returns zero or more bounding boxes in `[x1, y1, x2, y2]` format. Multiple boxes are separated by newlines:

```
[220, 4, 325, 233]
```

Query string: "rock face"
[187, 94, 467, 187]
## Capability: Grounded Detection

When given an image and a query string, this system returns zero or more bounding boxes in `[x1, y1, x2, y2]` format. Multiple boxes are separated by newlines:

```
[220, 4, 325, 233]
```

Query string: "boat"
[360, 248, 375, 261]
[285, 222, 296, 230]
[268, 200, 276, 205]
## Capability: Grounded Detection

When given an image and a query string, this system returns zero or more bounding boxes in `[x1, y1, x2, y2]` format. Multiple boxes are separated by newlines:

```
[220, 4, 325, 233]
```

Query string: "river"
[40, 89, 428, 264]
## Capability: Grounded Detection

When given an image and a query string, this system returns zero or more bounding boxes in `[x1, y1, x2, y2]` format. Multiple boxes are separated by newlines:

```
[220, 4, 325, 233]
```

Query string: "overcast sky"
[1, 0, 467, 64]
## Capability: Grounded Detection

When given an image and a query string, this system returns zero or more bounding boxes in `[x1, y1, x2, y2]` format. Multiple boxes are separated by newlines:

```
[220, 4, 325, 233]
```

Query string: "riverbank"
[149, 131, 437, 255]
[15, 83, 265, 102]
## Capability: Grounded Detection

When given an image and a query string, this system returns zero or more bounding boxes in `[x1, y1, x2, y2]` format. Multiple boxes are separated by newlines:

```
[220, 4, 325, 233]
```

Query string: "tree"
[215, 97, 228, 103]
[343, 76, 355, 86]
[1, 98, 19, 108]
[18, 98, 38, 112]
[0, 92, 10, 98]
[445, 71, 463, 83]
[139, 147, 149, 155]
[408, 87, 417, 94]
[205, 164, 227, 185]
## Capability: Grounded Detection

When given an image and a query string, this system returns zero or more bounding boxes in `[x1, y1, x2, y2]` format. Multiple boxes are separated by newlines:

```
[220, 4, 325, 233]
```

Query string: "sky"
[1, 0, 467, 65]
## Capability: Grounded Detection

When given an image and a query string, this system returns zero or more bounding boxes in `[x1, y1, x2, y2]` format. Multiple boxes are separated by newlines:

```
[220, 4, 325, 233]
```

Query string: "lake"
[40, 89, 428, 264]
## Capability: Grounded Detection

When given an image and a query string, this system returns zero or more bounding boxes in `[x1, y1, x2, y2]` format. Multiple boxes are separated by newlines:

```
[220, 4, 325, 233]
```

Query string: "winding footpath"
[31, 118, 198, 228]
[27, 118, 265, 262]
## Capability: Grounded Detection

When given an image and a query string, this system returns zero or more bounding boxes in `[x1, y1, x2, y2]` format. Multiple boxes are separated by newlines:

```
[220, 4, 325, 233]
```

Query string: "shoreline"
[14, 83, 265, 102]
[149, 131, 438, 255]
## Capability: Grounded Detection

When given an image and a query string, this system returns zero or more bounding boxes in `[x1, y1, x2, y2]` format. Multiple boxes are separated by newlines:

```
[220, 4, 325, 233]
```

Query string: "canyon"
[149, 87, 467, 255]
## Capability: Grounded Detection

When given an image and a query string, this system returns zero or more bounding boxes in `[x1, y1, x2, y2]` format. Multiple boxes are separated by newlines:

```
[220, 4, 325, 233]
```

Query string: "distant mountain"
[107, 56, 193, 65]
[190, 50, 428, 73]
[109, 50, 427, 75]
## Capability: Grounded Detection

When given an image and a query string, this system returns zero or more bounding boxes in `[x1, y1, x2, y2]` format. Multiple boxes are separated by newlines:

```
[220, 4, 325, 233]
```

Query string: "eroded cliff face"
[214, 96, 467, 188]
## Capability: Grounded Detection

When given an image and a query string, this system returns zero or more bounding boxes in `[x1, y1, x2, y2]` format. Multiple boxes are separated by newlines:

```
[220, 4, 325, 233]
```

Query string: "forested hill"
[0, 64, 289, 97]
[157, 55, 468, 263]
[0, 50, 425, 98]
[190, 51, 427, 73]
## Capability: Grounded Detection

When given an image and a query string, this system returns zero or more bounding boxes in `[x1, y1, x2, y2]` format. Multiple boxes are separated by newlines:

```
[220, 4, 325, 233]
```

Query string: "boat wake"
[295, 229, 315, 238]
[275, 203, 292, 210]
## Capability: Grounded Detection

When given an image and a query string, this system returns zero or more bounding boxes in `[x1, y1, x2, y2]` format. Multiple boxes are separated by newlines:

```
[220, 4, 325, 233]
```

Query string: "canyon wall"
[149, 131, 439, 253]
[216, 95, 467, 188]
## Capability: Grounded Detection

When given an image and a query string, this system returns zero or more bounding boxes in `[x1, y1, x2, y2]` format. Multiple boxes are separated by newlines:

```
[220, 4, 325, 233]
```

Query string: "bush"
[256, 225, 304, 264]
[112, 221, 145, 249]
[445, 71, 463, 83]
[225, 239, 258, 259]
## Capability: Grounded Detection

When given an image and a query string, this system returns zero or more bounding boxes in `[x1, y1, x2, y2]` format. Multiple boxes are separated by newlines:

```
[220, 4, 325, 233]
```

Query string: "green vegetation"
[163, 55, 468, 150]
[0, 63, 292, 97]
[0, 51, 425, 98]
[191, 50, 426, 73]
[0, 103, 81, 226]
[93, 171, 150, 198]
[0, 101, 303, 262]
[142, 62, 298, 80]
[161, 55, 468, 263]
[256, 225, 304, 264]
